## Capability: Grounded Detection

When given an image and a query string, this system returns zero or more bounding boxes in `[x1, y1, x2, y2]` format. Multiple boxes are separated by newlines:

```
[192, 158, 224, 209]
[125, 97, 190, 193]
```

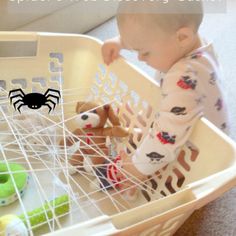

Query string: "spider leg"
[44, 103, 52, 114]
[45, 99, 56, 110]
[46, 94, 60, 104]
[44, 88, 61, 98]
[8, 88, 25, 98]
[9, 94, 23, 104]
[17, 103, 25, 113]
[13, 99, 24, 110]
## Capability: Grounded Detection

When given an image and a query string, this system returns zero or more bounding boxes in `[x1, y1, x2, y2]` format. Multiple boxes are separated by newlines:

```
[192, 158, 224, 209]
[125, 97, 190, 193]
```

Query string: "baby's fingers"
[103, 52, 112, 66]
[102, 48, 119, 66]
[111, 50, 120, 62]
[108, 50, 120, 65]
[101, 46, 111, 65]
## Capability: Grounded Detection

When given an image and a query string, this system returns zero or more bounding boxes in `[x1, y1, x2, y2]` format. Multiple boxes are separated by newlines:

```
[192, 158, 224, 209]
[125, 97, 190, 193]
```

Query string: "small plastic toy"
[0, 162, 28, 206]
[91, 153, 141, 201]
[0, 194, 69, 236]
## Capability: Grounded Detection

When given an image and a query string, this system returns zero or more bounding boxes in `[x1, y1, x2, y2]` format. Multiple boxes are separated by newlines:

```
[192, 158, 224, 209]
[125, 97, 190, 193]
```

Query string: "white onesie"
[132, 42, 228, 176]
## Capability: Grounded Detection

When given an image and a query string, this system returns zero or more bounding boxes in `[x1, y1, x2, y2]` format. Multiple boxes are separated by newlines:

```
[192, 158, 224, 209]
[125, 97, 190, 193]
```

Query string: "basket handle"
[187, 166, 236, 209]
[0, 31, 38, 42]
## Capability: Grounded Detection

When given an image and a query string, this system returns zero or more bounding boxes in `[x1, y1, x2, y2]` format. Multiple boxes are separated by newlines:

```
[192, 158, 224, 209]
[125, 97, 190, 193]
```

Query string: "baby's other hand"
[119, 150, 147, 182]
[117, 151, 140, 201]
[101, 37, 122, 66]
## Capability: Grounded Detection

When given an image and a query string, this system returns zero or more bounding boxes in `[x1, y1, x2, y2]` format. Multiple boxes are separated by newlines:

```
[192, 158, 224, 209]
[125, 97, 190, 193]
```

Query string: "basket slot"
[0, 31, 38, 57]
[0, 41, 37, 57]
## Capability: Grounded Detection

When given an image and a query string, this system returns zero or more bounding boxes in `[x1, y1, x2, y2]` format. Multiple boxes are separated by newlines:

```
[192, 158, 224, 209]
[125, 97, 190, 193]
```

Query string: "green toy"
[0, 162, 29, 206]
[0, 194, 69, 236]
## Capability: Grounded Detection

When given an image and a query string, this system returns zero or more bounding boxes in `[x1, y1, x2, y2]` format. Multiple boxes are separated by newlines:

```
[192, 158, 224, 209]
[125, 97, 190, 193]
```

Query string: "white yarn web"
[0, 84, 157, 236]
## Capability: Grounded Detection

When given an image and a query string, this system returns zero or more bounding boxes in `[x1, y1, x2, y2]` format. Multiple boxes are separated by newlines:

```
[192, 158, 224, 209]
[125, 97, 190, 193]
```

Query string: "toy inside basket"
[0, 33, 235, 236]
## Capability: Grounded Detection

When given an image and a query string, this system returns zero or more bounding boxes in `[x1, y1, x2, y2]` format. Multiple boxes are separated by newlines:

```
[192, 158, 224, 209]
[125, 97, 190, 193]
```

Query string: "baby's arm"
[131, 69, 203, 176]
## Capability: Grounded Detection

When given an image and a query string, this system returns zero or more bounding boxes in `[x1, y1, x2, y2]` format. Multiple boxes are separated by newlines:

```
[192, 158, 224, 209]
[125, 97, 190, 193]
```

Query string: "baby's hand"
[101, 37, 122, 66]
[118, 150, 147, 184]
[117, 151, 143, 201]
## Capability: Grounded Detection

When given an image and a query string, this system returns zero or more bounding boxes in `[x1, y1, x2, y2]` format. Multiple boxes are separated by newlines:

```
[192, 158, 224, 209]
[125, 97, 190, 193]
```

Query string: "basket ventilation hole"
[165, 176, 176, 194]
[138, 223, 161, 236]
[177, 150, 191, 171]
[119, 81, 128, 94]
[122, 113, 131, 127]
[130, 90, 140, 107]
[173, 168, 185, 188]
[98, 64, 106, 76]
[109, 72, 117, 87]
[0, 80, 6, 90]
[137, 113, 147, 127]
[12, 78, 27, 89]
[51, 75, 63, 84]
[163, 213, 185, 231]
[160, 191, 167, 197]
[49, 53, 63, 73]
[49, 53, 63, 63]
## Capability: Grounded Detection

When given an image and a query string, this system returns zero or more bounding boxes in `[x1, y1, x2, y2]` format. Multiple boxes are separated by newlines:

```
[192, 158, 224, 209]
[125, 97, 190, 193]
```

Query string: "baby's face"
[119, 20, 182, 73]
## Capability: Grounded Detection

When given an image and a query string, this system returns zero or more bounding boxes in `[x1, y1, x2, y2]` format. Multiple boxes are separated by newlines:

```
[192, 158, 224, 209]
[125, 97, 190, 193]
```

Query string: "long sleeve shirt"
[132, 41, 228, 175]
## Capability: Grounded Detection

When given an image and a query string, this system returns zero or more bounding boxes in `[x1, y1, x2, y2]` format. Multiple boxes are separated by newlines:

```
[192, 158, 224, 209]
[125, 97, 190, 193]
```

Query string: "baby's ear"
[104, 104, 121, 126]
[176, 27, 195, 49]
[75, 102, 84, 113]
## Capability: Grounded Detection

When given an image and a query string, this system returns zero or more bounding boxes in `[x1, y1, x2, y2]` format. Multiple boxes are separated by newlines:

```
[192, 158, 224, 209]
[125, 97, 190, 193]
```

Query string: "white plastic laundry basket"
[0, 32, 236, 236]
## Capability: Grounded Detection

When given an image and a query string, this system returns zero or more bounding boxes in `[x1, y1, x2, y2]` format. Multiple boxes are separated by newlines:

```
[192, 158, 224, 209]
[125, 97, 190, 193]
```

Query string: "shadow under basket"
[0, 32, 236, 236]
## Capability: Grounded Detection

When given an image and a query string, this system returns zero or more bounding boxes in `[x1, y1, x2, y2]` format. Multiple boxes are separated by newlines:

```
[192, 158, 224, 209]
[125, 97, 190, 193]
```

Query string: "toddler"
[99, 0, 228, 197]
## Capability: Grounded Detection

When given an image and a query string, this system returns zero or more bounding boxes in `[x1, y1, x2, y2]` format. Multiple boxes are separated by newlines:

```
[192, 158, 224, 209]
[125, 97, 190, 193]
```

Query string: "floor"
[87, 2, 236, 235]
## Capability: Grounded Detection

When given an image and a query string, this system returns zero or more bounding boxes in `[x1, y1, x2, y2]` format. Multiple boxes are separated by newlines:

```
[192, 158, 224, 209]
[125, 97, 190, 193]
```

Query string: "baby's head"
[117, 0, 203, 72]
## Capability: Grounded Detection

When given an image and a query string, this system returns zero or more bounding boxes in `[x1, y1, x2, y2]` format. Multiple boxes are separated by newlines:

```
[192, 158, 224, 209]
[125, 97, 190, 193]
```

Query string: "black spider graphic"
[170, 107, 187, 115]
[215, 98, 223, 111]
[8, 88, 60, 113]
[146, 152, 165, 163]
